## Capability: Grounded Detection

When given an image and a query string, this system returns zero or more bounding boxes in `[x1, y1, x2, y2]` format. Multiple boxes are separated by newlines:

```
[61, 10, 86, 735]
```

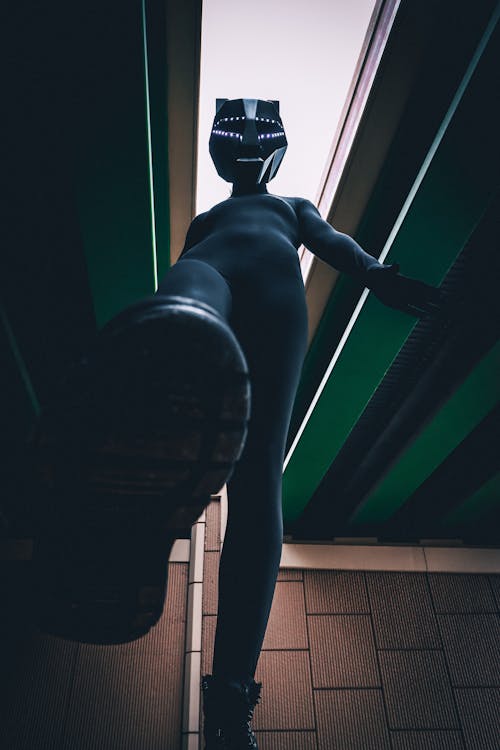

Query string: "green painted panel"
[283, 133, 495, 522]
[282, 13, 499, 523]
[77, 144, 155, 330]
[290, 0, 500, 457]
[443, 471, 500, 525]
[288, 274, 361, 447]
[75, 3, 156, 329]
[351, 340, 500, 523]
[283, 297, 411, 521]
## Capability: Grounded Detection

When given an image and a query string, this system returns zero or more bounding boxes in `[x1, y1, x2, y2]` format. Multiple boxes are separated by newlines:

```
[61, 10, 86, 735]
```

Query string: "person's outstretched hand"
[366, 263, 442, 317]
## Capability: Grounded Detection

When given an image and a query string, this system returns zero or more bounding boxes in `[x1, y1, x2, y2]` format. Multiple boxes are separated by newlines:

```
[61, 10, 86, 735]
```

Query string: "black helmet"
[209, 98, 287, 184]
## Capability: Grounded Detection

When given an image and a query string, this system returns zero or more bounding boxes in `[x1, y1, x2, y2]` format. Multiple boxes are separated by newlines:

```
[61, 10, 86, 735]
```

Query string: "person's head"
[209, 98, 287, 185]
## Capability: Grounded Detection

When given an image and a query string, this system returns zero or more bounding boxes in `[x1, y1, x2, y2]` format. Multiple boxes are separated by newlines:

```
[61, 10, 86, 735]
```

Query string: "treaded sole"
[32, 296, 250, 643]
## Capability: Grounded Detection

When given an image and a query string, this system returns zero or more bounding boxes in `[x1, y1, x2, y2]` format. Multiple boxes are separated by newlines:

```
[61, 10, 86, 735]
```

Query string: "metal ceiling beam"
[350, 338, 500, 525]
[282, 4, 500, 524]
[73, 2, 157, 328]
[443, 471, 500, 531]
[288, 0, 498, 451]
[299, 194, 500, 538]
[75, 0, 202, 327]
[390, 405, 500, 540]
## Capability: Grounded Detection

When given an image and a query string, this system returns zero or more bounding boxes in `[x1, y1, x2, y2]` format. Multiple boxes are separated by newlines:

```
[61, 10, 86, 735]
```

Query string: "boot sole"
[32, 296, 250, 643]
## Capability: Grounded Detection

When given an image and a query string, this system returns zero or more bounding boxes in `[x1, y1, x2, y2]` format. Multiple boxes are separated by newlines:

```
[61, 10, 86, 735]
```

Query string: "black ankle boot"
[201, 674, 261, 749]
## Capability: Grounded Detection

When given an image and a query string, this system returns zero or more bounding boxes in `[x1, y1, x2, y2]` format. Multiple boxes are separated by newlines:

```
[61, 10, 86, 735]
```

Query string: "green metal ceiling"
[351, 339, 500, 525]
[282, 2, 500, 538]
[75, 0, 170, 329]
[2, 0, 172, 533]
[3, 0, 499, 543]
[445, 471, 500, 526]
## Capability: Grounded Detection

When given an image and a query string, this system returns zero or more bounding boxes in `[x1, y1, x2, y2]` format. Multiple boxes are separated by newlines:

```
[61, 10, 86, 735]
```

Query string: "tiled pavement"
[201, 501, 500, 750]
[1, 500, 499, 749]
[0, 560, 189, 749]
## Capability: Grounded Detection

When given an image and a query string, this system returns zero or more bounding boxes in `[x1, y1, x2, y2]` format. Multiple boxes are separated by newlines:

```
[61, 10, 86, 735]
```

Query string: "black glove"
[365, 263, 442, 317]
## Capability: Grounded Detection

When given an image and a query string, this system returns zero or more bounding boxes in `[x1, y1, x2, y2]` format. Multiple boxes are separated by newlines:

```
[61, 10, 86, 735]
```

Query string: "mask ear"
[216, 98, 228, 113]
[268, 100, 280, 114]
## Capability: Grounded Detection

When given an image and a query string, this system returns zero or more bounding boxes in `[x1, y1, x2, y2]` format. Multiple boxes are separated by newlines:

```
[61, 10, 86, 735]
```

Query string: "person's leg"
[211, 282, 308, 684]
[155, 258, 232, 322]
[33, 257, 245, 644]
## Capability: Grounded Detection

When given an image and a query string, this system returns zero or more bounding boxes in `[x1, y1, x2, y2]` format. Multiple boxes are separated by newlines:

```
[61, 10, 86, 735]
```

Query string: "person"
[158, 97, 440, 749]
[34, 98, 440, 749]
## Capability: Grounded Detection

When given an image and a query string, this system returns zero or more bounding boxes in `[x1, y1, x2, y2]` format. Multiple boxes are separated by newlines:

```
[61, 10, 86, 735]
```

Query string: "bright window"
[196, 0, 377, 213]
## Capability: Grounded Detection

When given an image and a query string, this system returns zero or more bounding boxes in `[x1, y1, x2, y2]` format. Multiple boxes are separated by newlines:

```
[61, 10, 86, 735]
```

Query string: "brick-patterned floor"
[3, 500, 498, 750]
[0, 560, 188, 750]
[201, 500, 500, 750]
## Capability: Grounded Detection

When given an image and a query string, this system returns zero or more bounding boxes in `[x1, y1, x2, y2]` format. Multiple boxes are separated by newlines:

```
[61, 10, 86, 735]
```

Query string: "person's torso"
[181, 193, 304, 284]
[205, 193, 300, 245]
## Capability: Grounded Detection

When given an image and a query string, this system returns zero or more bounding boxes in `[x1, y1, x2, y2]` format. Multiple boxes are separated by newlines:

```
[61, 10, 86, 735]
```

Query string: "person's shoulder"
[191, 195, 232, 223]
[277, 197, 323, 225]
[272, 194, 302, 205]
[184, 209, 212, 246]
[269, 194, 309, 214]
[275, 195, 316, 211]
[190, 208, 211, 225]
[205, 195, 233, 213]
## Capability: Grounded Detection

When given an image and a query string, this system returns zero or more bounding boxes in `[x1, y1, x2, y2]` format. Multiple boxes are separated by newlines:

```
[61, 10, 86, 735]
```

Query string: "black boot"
[31, 296, 250, 643]
[202, 674, 261, 749]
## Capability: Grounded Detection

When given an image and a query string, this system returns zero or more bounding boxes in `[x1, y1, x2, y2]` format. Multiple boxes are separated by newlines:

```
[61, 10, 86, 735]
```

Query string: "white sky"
[196, 0, 377, 214]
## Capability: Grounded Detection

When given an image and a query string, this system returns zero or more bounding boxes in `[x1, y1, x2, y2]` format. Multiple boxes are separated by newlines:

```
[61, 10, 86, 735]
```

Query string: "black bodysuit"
[156, 188, 382, 683]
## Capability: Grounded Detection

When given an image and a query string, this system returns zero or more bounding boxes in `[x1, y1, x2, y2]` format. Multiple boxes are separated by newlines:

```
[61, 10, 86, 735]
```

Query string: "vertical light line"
[0, 305, 40, 416]
[141, 0, 159, 291]
[284, 3, 500, 472]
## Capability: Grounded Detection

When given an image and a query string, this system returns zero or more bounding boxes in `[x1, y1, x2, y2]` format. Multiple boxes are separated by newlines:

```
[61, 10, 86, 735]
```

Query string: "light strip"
[283, 286, 369, 471]
[141, 0, 159, 291]
[284, 3, 500, 472]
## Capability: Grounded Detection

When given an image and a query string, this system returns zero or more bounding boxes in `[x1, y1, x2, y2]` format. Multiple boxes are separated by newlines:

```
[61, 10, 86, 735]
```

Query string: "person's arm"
[297, 198, 441, 316]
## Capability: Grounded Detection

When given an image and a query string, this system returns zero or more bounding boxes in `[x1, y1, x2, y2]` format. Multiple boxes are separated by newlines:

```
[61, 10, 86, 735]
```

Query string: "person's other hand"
[366, 263, 442, 317]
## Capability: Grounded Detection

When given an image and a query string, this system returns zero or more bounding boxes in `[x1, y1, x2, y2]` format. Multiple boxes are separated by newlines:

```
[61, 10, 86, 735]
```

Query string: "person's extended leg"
[156, 258, 232, 322]
[33, 258, 250, 644]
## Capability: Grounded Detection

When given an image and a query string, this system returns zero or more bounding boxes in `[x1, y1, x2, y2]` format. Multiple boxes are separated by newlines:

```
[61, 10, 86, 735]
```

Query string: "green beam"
[75, 3, 157, 328]
[282, 7, 500, 522]
[443, 470, 500, 526]
[350, 340, 500, 523]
